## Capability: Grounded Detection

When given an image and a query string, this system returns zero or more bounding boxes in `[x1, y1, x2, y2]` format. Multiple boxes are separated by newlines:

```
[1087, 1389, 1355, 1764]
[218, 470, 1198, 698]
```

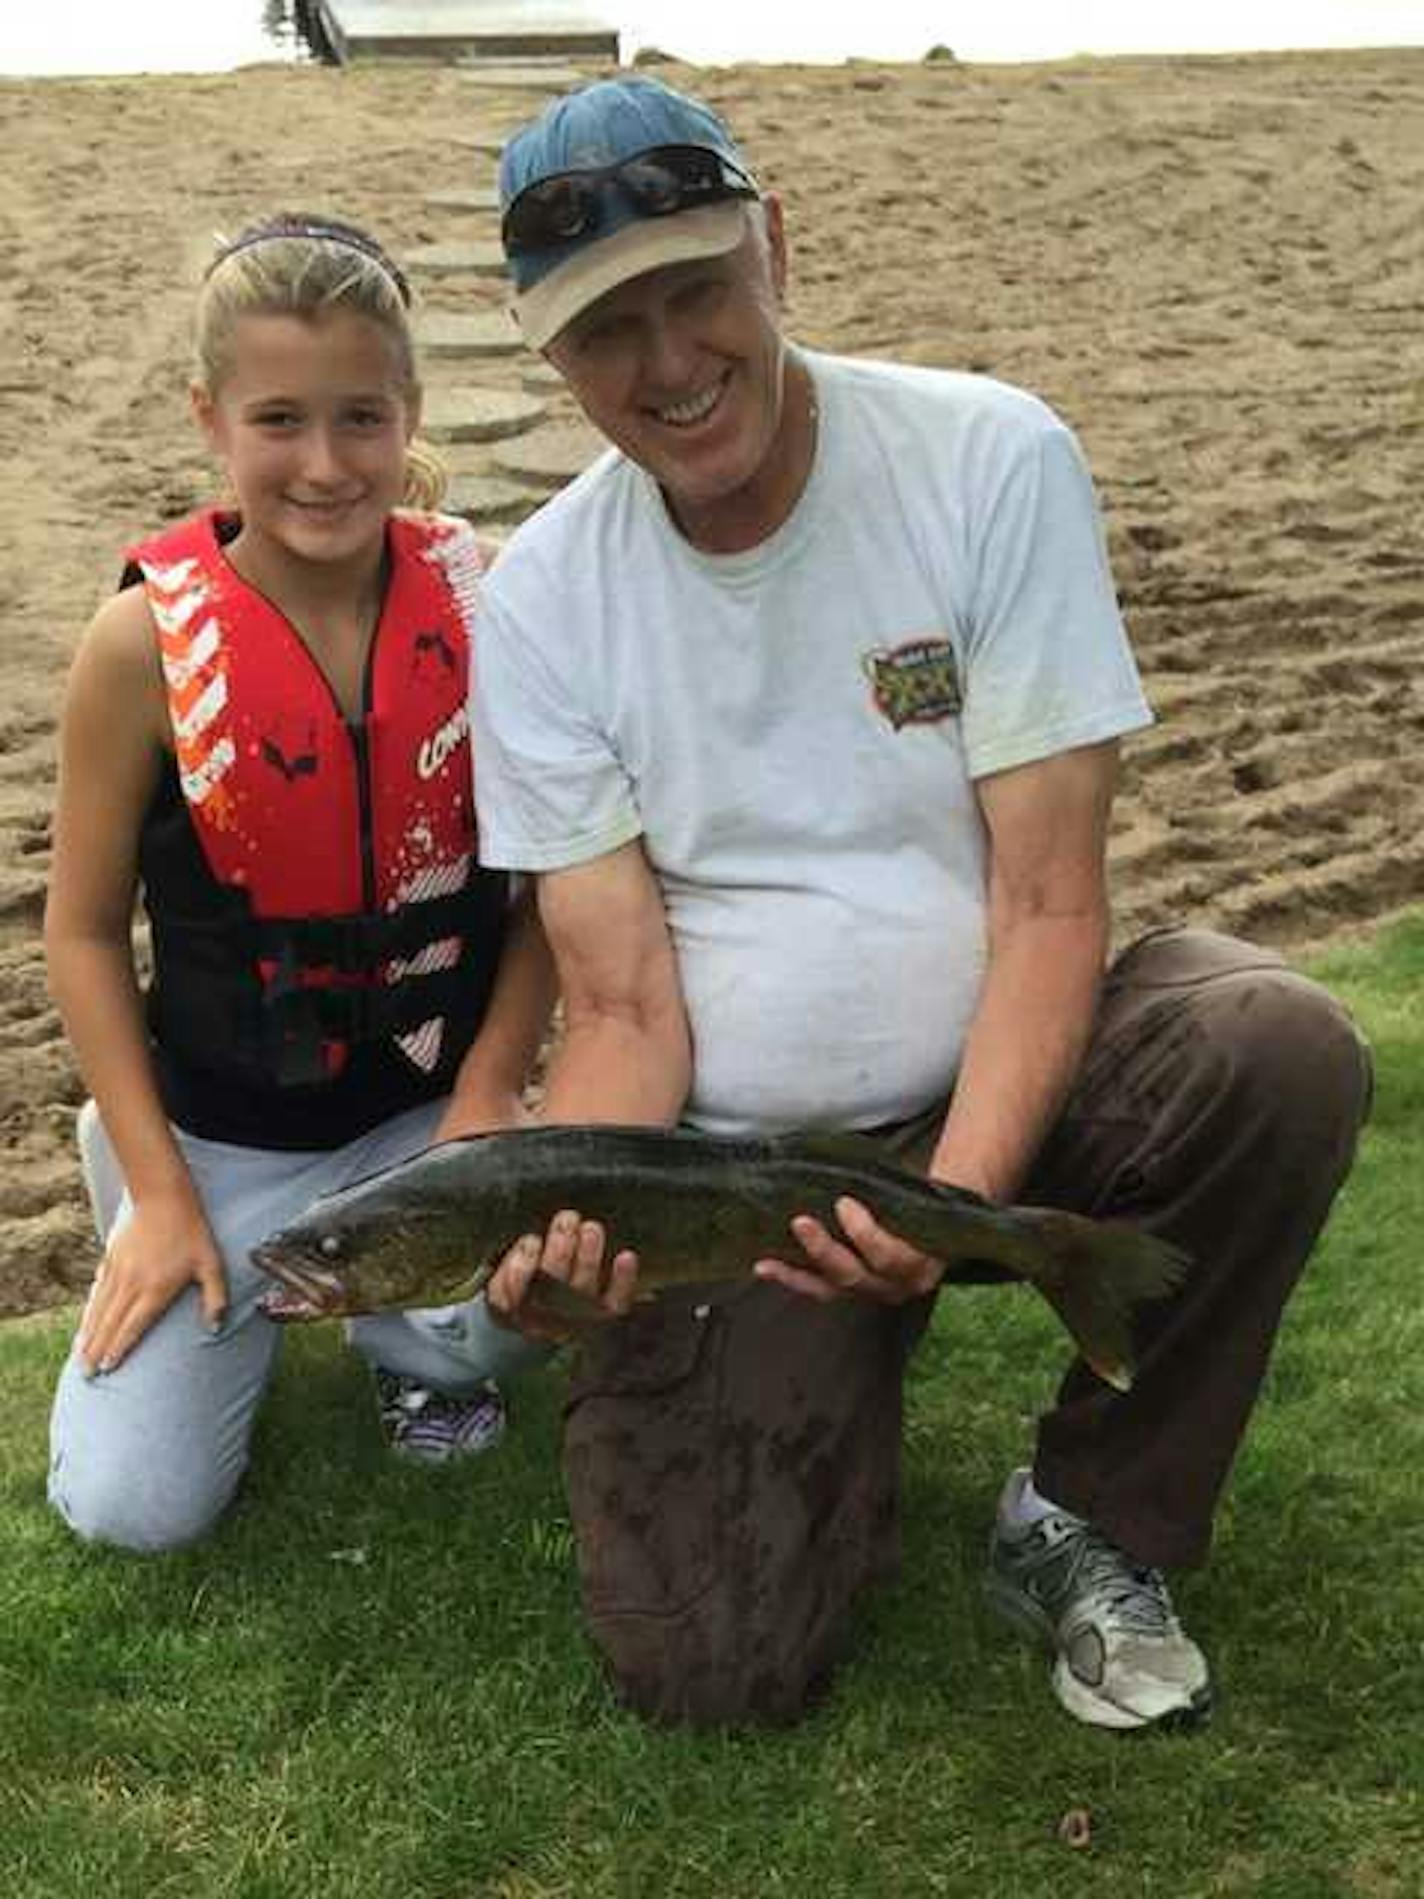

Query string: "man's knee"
[588, 1602, 843, 1729]
[1124, 929, 1372, 1150]
[1197, 959, 1372, 1153]
[563, 1287, 906, 1728]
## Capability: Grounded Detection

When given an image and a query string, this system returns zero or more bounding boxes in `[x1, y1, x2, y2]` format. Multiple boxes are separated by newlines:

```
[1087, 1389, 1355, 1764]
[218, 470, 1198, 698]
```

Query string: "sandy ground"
[1, 46, 1420, 1317]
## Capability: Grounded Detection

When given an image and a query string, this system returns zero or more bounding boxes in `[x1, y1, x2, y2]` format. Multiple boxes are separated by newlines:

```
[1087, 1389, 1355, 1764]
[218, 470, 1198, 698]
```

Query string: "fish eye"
[319, 1233, 344, 1260]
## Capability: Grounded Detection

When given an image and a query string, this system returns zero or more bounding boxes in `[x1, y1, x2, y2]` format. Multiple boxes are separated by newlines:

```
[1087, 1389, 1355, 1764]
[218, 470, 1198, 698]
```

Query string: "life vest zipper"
[352, 566, 386, 915]
[348, 716, 378, 914]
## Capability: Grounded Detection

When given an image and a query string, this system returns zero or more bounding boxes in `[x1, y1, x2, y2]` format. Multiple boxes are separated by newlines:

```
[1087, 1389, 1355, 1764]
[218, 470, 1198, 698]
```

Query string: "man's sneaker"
[985, 1468, 1212, 1731]
[374, 1371, 506, 1465]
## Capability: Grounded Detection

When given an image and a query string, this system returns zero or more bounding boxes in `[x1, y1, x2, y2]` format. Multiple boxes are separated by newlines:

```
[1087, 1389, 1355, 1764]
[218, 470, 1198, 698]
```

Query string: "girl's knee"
[49, 1449, 235, 1552]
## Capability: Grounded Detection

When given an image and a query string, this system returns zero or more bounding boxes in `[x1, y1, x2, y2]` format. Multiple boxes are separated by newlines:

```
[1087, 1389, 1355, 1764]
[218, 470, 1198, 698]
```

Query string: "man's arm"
[436, 883, 558, 1139]
[536, 838, 693, 1125]
[482, 838, 694, 1335]
[756, 739, 1117, 1303]
[927, 737, 1115, 1201]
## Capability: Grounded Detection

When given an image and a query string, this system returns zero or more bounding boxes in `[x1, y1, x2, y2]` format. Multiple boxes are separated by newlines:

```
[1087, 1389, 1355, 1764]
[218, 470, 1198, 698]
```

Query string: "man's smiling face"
[545, 203, 805, 550]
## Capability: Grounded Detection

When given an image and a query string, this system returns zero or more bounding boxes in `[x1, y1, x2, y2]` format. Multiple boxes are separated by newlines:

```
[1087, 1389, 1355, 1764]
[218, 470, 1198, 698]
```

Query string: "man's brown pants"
[560, 929, 1374, 1725]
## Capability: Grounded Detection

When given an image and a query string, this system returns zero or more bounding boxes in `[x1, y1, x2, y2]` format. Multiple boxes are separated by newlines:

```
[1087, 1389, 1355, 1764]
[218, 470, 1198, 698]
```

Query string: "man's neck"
[668, 354, 818, 555]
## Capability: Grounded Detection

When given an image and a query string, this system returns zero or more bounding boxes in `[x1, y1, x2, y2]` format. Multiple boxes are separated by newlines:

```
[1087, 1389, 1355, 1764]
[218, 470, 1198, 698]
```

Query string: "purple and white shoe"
[374, 1371, 506, 1465]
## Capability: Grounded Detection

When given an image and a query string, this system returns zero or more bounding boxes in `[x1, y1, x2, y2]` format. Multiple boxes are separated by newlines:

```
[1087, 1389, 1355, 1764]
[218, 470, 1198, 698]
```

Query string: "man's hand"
[754, 1197, 944, 1305]
[485, 1209, 641, 1343]
[78, 1189, 227, 1375]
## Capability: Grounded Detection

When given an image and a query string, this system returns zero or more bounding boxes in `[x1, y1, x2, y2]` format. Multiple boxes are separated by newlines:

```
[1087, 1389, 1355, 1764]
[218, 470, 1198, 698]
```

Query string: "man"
[457, 75, 1372, 1728]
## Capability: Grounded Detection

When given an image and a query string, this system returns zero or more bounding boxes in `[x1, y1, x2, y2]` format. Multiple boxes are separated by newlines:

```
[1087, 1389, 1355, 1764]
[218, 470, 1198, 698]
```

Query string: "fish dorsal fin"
[772, 1131, 994, 1209]
[769, 1130, 913, 1175]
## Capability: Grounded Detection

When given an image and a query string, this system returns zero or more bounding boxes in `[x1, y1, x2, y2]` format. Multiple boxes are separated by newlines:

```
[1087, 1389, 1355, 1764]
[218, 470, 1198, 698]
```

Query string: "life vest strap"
[147, 884, 509, 1089]
[153, 886, 496, 977]
[247, 890, 484, 973]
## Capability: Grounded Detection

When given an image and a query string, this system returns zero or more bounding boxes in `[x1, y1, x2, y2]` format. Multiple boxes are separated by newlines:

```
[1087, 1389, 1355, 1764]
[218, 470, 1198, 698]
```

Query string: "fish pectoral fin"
[526, 1272, 609, 1328]
[1093, 1367, 1139, 1397]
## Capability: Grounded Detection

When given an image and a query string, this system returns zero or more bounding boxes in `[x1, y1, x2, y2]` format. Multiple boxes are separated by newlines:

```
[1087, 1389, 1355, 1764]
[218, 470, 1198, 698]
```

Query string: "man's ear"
[762, 193, 789, 305]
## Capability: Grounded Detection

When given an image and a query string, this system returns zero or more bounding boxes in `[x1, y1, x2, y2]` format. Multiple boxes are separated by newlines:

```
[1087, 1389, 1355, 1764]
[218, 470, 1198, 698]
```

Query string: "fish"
[251, 1124, 1191, 1390]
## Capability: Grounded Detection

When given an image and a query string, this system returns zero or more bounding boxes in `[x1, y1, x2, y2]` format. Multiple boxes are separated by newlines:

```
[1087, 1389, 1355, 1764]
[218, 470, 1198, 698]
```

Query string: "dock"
[311, 1, 619, 63]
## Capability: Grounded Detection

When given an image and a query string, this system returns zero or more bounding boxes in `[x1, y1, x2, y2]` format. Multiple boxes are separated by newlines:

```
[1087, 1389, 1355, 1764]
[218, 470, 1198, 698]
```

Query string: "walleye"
[253, 1125, 1189, 1390]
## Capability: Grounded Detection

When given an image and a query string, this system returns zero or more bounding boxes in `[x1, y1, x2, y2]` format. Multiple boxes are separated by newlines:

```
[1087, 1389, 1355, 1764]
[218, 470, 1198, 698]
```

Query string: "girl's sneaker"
[374, 1371, 507, 1464]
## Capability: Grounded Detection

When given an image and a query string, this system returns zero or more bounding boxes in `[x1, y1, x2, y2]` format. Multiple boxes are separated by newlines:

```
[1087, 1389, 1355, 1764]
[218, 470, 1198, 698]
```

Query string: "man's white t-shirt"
[471, 352, 1152, 1135]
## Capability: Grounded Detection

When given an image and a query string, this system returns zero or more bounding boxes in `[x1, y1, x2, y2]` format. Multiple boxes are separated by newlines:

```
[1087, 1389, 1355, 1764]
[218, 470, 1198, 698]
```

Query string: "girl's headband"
[205, 216, 412, 308]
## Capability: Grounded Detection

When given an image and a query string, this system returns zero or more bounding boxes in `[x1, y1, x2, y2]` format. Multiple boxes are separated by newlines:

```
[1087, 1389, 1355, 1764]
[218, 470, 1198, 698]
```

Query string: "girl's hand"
[77, 1189, 228, 1375]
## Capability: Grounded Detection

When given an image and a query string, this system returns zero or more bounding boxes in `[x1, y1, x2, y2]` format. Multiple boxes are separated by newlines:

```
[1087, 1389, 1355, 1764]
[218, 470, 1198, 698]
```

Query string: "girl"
[45, 213, 552, 1551]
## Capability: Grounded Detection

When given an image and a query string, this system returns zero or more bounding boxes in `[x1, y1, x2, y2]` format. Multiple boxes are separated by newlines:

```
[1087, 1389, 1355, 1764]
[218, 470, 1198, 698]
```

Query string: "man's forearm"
[540, 1004, 692, 1126]
[528, 842, 694, 1130]
[437, 891, 558, 1139]
[929, 908, 1107, 1202]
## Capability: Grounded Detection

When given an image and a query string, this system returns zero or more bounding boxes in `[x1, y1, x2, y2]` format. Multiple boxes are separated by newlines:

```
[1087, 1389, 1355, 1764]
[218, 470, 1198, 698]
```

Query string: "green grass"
[3, 918, 1422, 1897]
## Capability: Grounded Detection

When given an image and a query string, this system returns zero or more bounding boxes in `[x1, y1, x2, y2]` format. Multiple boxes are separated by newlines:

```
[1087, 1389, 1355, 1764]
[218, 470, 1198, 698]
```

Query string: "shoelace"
[377, 1376, 433, 1418]
[1061, 1522, 1176, 1637]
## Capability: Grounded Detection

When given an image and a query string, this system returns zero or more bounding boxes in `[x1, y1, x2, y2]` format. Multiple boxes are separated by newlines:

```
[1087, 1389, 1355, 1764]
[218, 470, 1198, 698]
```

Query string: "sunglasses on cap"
[502, 143, 760, 254]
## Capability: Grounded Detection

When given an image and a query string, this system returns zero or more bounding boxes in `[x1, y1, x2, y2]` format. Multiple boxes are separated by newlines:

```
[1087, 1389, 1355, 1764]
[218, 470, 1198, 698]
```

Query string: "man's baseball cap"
[498, 76, 760, 350]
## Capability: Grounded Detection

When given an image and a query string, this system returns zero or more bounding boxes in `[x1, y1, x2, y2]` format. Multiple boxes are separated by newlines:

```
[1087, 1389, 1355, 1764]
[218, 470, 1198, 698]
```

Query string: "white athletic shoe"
[985, 1468, 1212, 1731]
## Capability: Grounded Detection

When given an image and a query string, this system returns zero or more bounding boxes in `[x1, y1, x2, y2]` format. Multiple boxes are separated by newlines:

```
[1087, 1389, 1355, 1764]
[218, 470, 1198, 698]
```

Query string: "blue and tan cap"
[498, 76, 757, 349]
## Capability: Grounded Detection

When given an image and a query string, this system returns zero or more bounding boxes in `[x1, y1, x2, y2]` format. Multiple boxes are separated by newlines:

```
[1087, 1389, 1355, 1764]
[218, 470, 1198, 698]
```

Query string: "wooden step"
[404, 240, 507, 279]
[423, 386, 547, 443]
[415, 311, 521, 359]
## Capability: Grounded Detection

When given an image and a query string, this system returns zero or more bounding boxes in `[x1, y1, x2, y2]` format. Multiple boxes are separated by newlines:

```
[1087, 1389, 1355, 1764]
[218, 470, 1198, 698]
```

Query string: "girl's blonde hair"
[194, 213, 446, 510]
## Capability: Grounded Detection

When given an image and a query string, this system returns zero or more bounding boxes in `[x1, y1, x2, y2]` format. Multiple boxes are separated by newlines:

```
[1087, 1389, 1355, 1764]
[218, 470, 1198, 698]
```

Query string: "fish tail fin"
[1012, 1209, 1191, 1392]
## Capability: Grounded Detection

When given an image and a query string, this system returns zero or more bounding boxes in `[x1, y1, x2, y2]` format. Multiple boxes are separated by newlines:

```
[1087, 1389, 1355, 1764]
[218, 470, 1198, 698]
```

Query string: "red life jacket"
[131, 507, 509, 1095]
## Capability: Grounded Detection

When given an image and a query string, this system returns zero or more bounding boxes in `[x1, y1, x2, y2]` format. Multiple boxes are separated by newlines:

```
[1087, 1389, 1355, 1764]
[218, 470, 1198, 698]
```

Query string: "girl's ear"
[190, 380, 220, 448]
[405, 383, 423, 441]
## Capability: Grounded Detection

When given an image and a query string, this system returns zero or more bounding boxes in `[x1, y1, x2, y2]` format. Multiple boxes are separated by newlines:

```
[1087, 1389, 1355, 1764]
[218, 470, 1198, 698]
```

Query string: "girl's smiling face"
[192, 306, 416, 570]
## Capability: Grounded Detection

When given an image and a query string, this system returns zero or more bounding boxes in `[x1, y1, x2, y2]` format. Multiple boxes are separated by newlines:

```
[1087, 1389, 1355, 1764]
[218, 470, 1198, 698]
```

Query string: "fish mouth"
[251, 1244, 350, 1322]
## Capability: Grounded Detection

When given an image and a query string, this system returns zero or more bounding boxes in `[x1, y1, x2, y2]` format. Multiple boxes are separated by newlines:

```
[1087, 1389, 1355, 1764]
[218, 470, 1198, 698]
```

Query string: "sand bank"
[1, 47, 1420, 1313]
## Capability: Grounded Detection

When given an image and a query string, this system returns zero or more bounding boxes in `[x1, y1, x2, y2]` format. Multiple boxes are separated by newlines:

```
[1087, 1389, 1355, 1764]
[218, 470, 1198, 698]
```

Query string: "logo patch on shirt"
[862, 638, 962, 730]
